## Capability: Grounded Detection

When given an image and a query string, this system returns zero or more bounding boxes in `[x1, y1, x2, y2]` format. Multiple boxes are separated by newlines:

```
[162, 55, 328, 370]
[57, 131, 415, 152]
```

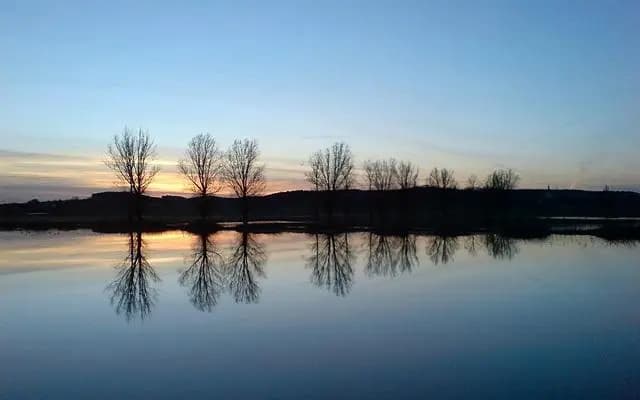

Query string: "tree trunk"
[199, 195, 209, 221]
[242, 196, 248, 225]
[135, 193, 144, 223]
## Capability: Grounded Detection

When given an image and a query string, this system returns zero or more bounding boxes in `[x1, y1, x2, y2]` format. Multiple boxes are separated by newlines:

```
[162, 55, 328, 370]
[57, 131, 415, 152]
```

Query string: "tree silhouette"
[484, 169, 520, 190]
[305, 142, 355, 222]
[466, 174, 479, 190]
[178, 134, 223, 220]
[363, 159, 397, 190]
[225, 232, 266, 303]
[105, 128, 160, 221]
[396, 161, 419, 189]
[107, 231, 160, 322]
[179, 233, 225, 312]
[306, 142, 355, 191]
[223, 139, 266, 225]
[427, 168, 457, 189]
[425, 235, 459, 265]
[306, 233, 355, 296]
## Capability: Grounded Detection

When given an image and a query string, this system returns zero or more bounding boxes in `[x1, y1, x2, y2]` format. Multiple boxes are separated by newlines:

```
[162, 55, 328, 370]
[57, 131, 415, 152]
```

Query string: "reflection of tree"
[425, 235, 459, 265]
[364, 233, 419, 277]
[464, 235, 479, 256]
[397, 234, 419, 273]
[179, 233, 225, 312]
[484, 234, 519, 260]
[107, 231, 159, 322]
[307, 233, 355, 296]
[225, 232, 266, 304]
[365, 233, 398, 277]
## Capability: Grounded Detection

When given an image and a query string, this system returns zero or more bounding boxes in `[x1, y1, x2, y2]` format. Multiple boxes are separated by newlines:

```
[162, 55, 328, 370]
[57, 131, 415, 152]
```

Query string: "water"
[1, 230, 639, 399]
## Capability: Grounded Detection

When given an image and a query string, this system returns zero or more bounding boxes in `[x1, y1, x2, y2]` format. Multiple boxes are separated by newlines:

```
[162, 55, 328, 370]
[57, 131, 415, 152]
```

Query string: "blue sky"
[1, 0, 639, 201]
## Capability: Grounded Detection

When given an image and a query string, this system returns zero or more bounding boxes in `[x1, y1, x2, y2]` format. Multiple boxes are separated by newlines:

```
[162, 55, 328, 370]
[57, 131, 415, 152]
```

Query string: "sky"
[1, 0, 639, 202]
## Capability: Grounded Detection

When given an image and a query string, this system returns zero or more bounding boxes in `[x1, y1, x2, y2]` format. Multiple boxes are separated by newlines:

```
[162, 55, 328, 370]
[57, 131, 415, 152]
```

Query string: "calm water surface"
[1, 230, 639, 399]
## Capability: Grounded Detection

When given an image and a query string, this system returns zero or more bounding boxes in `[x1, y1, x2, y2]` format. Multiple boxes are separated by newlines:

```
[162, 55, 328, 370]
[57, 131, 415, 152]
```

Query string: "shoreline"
[2, 216, 639, 241]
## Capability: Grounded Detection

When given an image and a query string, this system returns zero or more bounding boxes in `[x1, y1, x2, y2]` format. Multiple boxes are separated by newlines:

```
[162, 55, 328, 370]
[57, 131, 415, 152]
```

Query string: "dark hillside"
[1, 188, 639, 227]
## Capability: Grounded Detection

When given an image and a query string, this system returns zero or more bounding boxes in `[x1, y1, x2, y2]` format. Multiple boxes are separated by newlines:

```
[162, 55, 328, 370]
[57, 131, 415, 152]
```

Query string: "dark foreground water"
[1, 230, 639, 399]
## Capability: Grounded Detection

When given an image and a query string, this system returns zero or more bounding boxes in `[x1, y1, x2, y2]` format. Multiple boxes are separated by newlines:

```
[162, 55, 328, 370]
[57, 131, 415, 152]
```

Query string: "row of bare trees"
[305, 142, 520, 192]
[106, 130, 521, 223]
[106, 129, 265, 223]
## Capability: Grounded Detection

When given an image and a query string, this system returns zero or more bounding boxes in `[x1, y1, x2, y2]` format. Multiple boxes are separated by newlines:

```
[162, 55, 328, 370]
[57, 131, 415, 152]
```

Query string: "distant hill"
[1, 188, 639, 228]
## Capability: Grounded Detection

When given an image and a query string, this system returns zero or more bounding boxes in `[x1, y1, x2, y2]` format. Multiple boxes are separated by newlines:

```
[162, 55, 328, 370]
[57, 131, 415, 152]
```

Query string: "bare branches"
[223, 139, 266, 198]
[466, 174, 479, 190]
[306, 233, 355, 297]
[396, 161, 419, 189]
[484, 169, 520, 190]
[107, 232, 160, 322]
[105, 128, 159, 195]
[178, 134, 223, 197]
[426, 235, 459, 265]
[225, 232, 266, 303]
[179, 233, 225, 312]
[363, 159, 397, 190]
[484, 234, 519, 259]
[427, 168, 457, 189]
[305, 142, 355, 191]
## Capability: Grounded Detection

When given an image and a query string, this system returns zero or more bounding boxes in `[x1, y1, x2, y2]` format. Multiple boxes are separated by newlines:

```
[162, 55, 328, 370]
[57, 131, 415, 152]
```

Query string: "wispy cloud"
[0, 148, 309, 202]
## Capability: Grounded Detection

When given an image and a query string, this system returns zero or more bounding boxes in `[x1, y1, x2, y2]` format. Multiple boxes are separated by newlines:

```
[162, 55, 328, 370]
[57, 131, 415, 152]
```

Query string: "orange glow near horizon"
[3, 149, 639, 203]
[0, 151, 310, 201]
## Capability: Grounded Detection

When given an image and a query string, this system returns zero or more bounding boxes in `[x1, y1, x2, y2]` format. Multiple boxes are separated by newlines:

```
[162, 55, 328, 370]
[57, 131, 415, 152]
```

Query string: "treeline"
[105, 128, 522, 224]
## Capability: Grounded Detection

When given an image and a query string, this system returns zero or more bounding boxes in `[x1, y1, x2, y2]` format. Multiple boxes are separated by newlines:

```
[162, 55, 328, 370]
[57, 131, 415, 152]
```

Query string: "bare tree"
[223, 139, 266, 225]
[105, 128, 160, 221]
[362, 159, 397, 191]
[396, 161, 419, 189]
[466, 174, 479, 190]
[178, 134, 223, 219]
[484, 169, 520, 190]
[305, 142, 355, 222]
[305, 142, 355, 191]
[427, 168, 457, 189]
[363, 162, 375, 191]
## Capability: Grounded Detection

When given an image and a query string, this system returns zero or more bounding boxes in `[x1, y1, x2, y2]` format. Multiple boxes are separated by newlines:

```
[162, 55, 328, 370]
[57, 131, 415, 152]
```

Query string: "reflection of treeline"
[180, 231, 267, 309]
[108, 231, 267, 321]
[110, 231, 638, 319]
[305, 232, 525, 297]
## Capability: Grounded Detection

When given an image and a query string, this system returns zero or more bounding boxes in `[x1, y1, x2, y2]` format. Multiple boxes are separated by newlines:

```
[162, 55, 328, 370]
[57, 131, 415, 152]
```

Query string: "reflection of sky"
[1, 1, 639, 202]
[1, 231, 640, 399]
